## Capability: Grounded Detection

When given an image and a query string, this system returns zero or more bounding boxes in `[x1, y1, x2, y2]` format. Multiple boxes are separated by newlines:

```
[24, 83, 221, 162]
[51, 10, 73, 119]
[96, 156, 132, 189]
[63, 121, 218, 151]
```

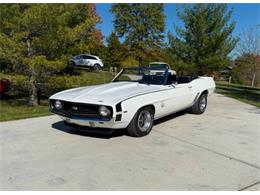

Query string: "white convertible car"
[49, 67, 215, 137]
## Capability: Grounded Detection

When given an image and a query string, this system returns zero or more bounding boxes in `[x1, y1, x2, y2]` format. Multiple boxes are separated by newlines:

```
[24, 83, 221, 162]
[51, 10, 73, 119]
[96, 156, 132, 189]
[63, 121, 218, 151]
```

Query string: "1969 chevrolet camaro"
[49, 67, 215, 137]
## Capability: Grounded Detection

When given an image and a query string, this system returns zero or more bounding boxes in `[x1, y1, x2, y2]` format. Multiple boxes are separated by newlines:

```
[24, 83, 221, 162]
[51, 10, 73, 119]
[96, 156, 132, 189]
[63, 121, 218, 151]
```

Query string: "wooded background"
[0, 4, 259, 106]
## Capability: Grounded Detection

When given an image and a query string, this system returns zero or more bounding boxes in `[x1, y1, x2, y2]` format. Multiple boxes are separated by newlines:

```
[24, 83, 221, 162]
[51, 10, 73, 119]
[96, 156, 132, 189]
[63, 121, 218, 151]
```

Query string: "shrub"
[0, 73, 30, 97]
[0, 71, 114, 100]
[40, 71, 113, 98]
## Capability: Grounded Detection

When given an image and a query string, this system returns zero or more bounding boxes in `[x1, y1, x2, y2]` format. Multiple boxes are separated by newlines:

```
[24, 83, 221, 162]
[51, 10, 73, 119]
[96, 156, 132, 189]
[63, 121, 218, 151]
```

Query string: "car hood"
[49, 82, 164, 105]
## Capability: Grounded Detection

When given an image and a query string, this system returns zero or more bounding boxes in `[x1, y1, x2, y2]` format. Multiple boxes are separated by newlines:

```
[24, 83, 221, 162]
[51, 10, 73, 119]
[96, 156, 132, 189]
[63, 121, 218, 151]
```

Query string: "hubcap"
[137, 110, 152, 132]
[199, 95, 207, 111]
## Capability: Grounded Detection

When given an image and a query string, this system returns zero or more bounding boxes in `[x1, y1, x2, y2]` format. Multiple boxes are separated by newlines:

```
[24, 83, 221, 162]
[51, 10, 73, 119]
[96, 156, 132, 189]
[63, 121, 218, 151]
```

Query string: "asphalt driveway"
[0, 93, 260, 190]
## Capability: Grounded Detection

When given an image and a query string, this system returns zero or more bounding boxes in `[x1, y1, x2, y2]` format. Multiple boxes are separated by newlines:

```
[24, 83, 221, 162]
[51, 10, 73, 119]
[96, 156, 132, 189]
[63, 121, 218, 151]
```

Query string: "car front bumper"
[58, 115, 126, 129]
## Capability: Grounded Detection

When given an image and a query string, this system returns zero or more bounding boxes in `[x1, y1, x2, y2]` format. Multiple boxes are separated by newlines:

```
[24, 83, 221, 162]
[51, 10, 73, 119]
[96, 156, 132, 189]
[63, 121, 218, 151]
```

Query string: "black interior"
[141, 74, 165, 85]
[141, 73, 197, 85]
[167, 75, 197, 85]
[177, 76, 192, 84]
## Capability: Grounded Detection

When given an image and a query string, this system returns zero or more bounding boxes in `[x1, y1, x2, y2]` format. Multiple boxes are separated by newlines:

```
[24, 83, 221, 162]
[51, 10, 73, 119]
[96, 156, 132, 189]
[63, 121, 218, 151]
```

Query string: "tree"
[0, 4, 101, 105]
[236, 26, 260, 56]
[104, 32, 127, 67]
[168, 4, 238, 75]
[235, 54, 260, 87]
[111, 3, 165, 65]
[235, 26, 260, 86]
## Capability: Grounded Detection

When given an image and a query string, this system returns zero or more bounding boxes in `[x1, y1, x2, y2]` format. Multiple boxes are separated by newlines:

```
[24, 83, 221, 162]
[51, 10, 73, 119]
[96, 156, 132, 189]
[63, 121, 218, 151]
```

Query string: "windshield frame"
[112, 67, 169, 85]
[149, 63, 169, 69]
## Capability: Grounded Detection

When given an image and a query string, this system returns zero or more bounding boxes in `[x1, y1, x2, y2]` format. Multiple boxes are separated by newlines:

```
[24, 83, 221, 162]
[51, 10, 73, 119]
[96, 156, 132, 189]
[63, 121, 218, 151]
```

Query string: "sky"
[96, 3, 260, 43]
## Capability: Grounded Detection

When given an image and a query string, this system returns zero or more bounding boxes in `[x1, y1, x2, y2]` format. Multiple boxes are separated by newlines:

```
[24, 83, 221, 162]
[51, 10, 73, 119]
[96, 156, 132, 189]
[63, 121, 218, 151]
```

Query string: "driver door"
[165, 83, 194, 112]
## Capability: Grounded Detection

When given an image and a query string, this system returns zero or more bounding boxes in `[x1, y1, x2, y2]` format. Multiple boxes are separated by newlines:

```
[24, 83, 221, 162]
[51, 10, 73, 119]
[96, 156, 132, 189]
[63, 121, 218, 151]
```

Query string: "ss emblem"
[72, 106, 78, 111]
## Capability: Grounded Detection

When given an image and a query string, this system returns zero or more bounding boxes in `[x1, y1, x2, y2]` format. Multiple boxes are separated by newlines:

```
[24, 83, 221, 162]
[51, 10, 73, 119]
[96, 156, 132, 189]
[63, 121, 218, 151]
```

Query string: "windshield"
[112, 67, 168, 85]
[149, 63, 168, 69]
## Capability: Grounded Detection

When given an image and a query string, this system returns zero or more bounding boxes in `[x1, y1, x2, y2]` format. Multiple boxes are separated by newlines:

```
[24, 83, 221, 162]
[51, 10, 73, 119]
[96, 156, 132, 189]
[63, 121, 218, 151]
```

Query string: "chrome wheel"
[137, 110, 152, 132]
[199, 95, 207, 111]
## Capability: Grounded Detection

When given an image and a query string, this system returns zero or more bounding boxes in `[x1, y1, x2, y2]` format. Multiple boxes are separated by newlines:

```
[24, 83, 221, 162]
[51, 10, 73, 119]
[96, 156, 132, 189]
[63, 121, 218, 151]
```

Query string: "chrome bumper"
[59, 116, 126, 129]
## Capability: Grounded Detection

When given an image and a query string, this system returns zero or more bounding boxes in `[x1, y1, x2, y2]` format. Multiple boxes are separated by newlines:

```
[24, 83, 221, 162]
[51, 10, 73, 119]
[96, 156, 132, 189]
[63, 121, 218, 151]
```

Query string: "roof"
[75, 54, 99, 58]
[149, 62, 169, 64]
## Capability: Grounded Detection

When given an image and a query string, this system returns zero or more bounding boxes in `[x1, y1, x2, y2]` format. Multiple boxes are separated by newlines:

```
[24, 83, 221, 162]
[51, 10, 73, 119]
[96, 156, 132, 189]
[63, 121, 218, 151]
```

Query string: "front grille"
[50, 100, 113, 120]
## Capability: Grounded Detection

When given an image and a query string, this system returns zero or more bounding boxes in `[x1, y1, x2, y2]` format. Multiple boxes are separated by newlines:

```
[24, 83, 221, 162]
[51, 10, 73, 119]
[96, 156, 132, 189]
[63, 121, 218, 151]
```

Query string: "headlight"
[98, 106, 111, 117]
[54, 100, 63, 110]
[49, 102, 54, 110]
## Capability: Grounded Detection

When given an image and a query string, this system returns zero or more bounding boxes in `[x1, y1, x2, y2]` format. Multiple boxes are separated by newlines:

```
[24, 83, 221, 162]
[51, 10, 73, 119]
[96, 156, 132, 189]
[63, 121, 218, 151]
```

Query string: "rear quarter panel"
[191, 77, 216, 96]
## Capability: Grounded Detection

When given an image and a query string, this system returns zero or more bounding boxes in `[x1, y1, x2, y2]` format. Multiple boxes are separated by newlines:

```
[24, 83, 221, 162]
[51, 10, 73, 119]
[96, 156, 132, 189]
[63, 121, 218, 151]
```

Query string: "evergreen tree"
[0, 4, 101, 105]
[168, 4, 238, 75]
[111, 3, 165, 65]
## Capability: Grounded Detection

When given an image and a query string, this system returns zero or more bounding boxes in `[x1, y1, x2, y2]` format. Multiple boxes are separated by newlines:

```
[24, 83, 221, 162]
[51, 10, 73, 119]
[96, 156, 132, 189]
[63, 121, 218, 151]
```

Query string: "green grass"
[0, 98, 51, 122]
[216, 81, 260, 107]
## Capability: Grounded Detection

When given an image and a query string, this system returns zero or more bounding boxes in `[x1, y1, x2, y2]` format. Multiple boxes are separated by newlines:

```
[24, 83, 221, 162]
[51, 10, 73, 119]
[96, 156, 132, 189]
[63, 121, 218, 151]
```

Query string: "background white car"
[148, 62, 176, 76]
[149, 62, 170, 69]
[69, 54, 104, 71]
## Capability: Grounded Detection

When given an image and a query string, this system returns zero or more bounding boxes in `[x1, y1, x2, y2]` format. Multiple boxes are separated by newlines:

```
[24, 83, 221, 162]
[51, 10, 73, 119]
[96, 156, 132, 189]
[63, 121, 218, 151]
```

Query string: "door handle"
[188, 86, 192, 88]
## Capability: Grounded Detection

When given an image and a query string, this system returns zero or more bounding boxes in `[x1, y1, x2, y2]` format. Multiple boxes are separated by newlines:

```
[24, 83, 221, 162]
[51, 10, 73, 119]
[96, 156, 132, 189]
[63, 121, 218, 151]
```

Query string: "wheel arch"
[192, 89, 209, 106]
[69, 60, 76, 65]
[94, 63, 101, 67]
[137, 104, 155, 114]
[202, 89, 209, 96]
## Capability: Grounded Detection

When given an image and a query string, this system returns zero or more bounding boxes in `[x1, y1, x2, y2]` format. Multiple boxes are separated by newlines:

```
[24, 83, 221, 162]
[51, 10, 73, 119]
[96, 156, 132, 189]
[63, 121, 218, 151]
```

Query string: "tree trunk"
[26, 35, 38, 106]
[26, 36, 33, 58]
[28, 71, 38, 106]
[251, 72, 255, 87]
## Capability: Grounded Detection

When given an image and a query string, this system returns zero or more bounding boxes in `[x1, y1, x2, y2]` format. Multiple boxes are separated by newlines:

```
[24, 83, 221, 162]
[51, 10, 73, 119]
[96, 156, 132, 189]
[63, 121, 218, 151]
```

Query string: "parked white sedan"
[49, 67, 215, 137]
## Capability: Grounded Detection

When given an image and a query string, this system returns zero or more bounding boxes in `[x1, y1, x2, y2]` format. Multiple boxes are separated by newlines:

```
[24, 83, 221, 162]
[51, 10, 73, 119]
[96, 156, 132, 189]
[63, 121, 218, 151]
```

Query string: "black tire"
[93, 64, 101, 72]
[191, 92, 208, 114]
[127, 106, 154, 137]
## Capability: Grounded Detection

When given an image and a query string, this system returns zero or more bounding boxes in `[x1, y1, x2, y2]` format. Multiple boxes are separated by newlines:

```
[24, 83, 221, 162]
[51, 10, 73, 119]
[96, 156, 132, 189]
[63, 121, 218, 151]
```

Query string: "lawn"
[0, 98, 50, 122]
[215, 81, 260, 107]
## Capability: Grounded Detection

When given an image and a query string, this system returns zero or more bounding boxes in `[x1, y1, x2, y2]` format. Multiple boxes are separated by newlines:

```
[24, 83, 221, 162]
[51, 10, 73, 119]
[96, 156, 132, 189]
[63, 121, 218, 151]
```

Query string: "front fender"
[118, 95, 161, 127]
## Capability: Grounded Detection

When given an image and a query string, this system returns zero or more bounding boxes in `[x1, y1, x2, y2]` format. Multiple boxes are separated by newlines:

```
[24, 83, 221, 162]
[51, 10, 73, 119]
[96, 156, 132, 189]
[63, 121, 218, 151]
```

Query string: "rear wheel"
[191, 92, 207, 114]
[67, 61, 75, 74]
[127, 106, 154, 137]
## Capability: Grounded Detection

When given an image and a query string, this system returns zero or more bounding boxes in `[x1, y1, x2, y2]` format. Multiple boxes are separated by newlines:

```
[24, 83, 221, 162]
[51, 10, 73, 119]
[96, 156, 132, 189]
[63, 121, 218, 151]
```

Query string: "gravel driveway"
[0, 93, 259, 190]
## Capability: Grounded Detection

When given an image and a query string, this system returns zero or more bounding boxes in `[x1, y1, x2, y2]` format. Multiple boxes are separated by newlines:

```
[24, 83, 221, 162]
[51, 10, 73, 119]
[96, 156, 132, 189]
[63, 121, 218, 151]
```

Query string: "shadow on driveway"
[154, 110, 187, 126]
[52, 121, 126, 139]
[52, 110, 188, 139]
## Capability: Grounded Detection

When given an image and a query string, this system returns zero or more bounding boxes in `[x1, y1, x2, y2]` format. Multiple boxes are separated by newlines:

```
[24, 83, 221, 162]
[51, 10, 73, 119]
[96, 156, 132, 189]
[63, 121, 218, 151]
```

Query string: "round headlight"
[98, 106, 111, 117]
[54, 100, 63, 110]
[50, 103, 54, 110]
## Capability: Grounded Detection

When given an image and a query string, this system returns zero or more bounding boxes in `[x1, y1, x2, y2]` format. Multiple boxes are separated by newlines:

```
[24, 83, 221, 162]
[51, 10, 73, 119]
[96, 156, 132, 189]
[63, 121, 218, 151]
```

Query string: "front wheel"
[93, 64, 101, 72]
[190, 92, 207, 114]
[127, 106, 154, 137]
